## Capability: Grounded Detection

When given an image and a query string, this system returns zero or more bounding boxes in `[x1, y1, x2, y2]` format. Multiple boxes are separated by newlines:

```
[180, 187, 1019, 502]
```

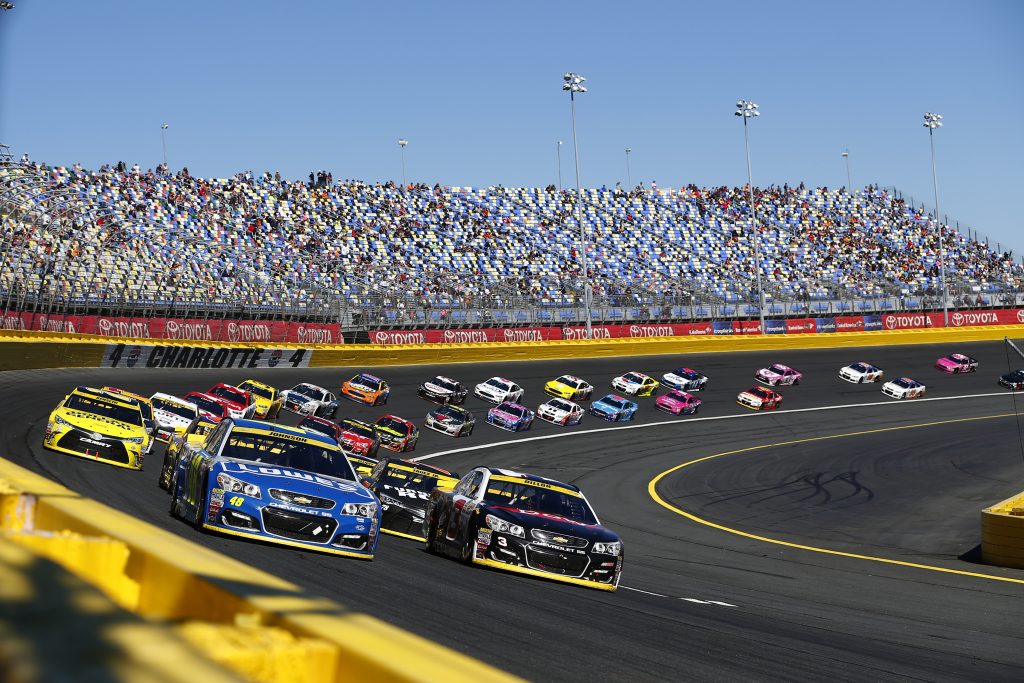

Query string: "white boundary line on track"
[411, 390, 1010, 463]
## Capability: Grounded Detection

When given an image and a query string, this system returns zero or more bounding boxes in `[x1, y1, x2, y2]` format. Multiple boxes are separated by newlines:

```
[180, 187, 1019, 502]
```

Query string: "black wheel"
[425, 508, 440, 554]
[193, 475, 208, 531]
[458, 523, 476, 564]
[168, 473, 180, 517]
[330, 407, 337, 419]
[794, 378, 801, 386]
[693, 405, 700, 414]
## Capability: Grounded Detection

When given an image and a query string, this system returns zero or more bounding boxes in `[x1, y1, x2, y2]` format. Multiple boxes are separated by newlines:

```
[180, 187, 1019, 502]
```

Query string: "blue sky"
[1, 1, 1022, 251]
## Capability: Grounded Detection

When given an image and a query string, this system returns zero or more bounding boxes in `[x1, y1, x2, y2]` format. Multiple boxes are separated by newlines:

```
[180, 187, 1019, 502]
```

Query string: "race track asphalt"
[3, 340, 1024, 681]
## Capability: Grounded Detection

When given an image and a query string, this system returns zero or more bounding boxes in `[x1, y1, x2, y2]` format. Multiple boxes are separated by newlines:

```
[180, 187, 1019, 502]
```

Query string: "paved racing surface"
[4, 341, 1024, 680]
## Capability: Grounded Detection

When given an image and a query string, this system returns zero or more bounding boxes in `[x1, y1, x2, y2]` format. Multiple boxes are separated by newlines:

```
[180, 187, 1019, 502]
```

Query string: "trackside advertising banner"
[0, 313, 340, 344]
[368, 308, 1024, 344]
[101, 343, 313, 369]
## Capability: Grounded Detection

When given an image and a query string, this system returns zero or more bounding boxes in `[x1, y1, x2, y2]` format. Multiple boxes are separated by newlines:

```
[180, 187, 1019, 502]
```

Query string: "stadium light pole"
[923, 112, 948, 326]
[564, 72, 592, 339]
[160, 124, 169, 170]
[398, 139, 408, 188]
[841, 149, 852, 192]
[735, 99, 765, 333]
[625, 147, 632, 189]
[557, 140, 563, 191]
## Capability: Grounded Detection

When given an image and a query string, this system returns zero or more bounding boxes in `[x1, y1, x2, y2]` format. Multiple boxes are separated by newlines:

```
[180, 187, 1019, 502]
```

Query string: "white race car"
[280, 383, 339, 417]
[537, 398, 584, 426]
[881, 377, 926, 400]
[149, 392, 199, 442]
[661, 367, 708, 391]
[611, 371, 660, 397]
[839, 362, 884, 384]
[473, 377, 525, 404]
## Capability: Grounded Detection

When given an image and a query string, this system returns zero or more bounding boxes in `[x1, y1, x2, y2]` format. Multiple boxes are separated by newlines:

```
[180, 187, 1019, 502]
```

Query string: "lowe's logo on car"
[444, 329, 489, 343]
[628, 325, 675, 337]
[101, 343, 312, 369]
[231, 463, 356, 491]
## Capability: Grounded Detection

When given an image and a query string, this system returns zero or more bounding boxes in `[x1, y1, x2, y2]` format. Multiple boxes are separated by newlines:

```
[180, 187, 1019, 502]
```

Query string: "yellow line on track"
[647, 413, 1024, 586]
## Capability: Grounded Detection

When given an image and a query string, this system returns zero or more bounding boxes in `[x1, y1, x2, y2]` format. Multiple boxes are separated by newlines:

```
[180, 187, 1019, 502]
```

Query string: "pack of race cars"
[41, 352, 993, 591]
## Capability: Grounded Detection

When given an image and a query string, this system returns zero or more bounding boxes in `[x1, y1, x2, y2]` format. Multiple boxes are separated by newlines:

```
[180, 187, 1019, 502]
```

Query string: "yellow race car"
[44, 386, 150, 470]
[238, 379, 283, 419]
[543, 374, 594, 401]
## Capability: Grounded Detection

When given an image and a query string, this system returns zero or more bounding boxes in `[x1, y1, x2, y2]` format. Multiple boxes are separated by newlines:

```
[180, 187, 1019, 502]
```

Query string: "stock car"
[158, 415, 219, 491]
[537, 398, 584, 426]
[839, 362, 884, 384]
[999, 370, 1024, 391]
[237, 379, 283, 419]
[755, 364, 802, 386]
[298, 415, 343, 442]
[882, 377, 926, 400]
[338, 418, 381, 459]
[423, 467, 623, 591]
[611, 371, 660, 397]
[424, 404, 476, 437]
[363, 458, 460, 541]
[473, 377, 525, 404]
[417, 375, 469, 405]
[374, 415, 421, 452]
[588, 394, 638, 422]
[183, 392, 233, 421]
[654, 390, 702, 415]
[736, 386, 782, 411]
[543, 375, 594, 401]
[340, 373, 391, 406]
[935, 353, 979, 374]
[486, 402, 535, 432]
[207, 383, 258, 419]
[280, 383, 339, 417]
[168, 419, 381, 559]
[149, 392, 199, 442]
[661, 367, 708, 391]
[44, 386, 150, 470]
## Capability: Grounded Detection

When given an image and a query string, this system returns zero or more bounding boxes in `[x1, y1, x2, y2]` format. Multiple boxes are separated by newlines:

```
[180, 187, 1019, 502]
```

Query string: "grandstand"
[1, 148, 1022, 332]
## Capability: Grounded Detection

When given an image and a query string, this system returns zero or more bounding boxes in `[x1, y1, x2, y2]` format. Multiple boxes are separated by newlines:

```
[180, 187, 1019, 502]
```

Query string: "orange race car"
[340, 372, 391, 406]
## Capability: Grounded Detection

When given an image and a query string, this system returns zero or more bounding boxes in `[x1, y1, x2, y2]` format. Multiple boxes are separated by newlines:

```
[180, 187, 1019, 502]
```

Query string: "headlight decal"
[216, 472, 261, 498]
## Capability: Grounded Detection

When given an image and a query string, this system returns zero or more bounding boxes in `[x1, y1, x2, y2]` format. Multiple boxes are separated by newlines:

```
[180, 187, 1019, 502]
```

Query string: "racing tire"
[168, 474, 181, 518]
[193, 474, 209, 531]
[425, 512, 440, 554]
[458, 523, 477, 564]
[794, 378, 801, 386]
[330, 407, 338, 419]
[693, 405, 700, 414]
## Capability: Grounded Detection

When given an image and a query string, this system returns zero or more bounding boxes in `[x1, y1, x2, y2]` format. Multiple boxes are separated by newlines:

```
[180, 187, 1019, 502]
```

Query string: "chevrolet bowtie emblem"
[293, 496, 313, 505]
[553, 536, 568, 544]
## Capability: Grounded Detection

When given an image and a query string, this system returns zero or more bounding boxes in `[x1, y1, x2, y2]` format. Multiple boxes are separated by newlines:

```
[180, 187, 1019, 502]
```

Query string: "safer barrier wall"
[0, 457, 521, 683]
[981, 491, 1024, 570]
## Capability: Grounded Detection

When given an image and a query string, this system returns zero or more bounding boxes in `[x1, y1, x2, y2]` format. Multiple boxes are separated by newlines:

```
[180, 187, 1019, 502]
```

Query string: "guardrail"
[981, 491, 1024, 570]
[0, 457, 521, 683]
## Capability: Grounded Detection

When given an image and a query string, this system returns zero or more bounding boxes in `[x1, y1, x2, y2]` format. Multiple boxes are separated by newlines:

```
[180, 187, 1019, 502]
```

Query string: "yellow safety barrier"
[981, 490, 1024, 570]
[0, 457, 522, 683]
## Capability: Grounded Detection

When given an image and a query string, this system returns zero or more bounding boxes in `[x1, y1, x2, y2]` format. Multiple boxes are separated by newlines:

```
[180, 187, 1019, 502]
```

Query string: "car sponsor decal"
[102, 344, 312, 369]
[488, 475, 582, 497]
[226, 462, 359, 492]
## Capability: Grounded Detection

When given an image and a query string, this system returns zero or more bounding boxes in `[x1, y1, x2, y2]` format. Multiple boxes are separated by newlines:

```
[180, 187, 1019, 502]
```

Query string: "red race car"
[736, 386, 782, 411]
[338, 418, 381, 459]
[374, 415, 421, 453]
[206, 383, 257, 419]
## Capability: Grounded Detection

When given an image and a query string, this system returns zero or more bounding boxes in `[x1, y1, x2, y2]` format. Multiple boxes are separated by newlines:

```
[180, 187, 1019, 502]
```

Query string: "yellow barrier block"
[981, 491, 1024, 569]
[178, 622, 337, 683]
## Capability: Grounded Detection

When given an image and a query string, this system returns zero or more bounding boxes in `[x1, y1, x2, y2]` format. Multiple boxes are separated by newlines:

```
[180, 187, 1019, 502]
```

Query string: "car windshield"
[496, 403, 525, 417]
[485, 378, 509, 390]
[668, 390, 689, 400]
[944, 355, 963, 362]
[299, 418, 337, 439]
[894, 379, 916, 388]
[353, 374, 381, 390]
[291, 384, 321, 400]
[210, 386, 247, 404]
[240, 382, 274, 400]
[341, 421, 377, 439]
[768, 364, 787, 374]
[152, 397, 196, 419]
[221, 429, 355, 481]
[556, 376, 579, 387]
[548, 399, 573, 411]
[483, 480, 598, 524]
[623, 372, 644, 383]
[186, 395, 228, 417]
[850, 363, 872, 373]
[376, 416, 410, 434]
[429, 377, 459, 392]
[65, 394, 144, 426]
[675, 368, 697, 378]
[751, 387, 771, 398]
[435, 405, 466, 421]
[378, 464, 455, 493]
[601, 397, 625, 409]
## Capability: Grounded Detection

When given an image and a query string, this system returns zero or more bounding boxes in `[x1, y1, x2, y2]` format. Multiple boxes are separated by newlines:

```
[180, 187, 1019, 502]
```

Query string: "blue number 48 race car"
[169, 418, 381, 559]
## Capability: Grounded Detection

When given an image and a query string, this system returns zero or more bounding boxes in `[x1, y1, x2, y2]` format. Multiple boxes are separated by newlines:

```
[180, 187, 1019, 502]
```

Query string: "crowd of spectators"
[2, 157, 1022, 322]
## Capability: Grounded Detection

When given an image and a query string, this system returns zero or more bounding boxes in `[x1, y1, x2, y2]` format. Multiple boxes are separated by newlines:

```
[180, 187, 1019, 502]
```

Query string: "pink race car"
[755, 363, 802, 386]
[655, 390, 702, 416]
[935, 353, 978, 374]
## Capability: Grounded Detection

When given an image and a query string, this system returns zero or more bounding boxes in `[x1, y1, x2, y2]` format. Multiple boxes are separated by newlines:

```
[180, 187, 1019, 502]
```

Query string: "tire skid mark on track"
[620, 585, 738, 607]
[648, 413, 1024, 586]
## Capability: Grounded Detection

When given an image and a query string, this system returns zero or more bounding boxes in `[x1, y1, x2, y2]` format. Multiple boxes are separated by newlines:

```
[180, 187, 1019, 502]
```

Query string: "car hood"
[488, 506, 618, 542]
[422, 383, 452, 394]
[377, 483, 430, 512]
[375, 426, 408, 438]
[217, 460, 372, 501]
[935, 359, 958, 368]
[738, 391, 764, 401]
[591, 401, 620, 411]
[757, 369, 782, 378]
[489, 408, 523, 421]
[657, 396, 687, 406]
[153, 409, 193, 426]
